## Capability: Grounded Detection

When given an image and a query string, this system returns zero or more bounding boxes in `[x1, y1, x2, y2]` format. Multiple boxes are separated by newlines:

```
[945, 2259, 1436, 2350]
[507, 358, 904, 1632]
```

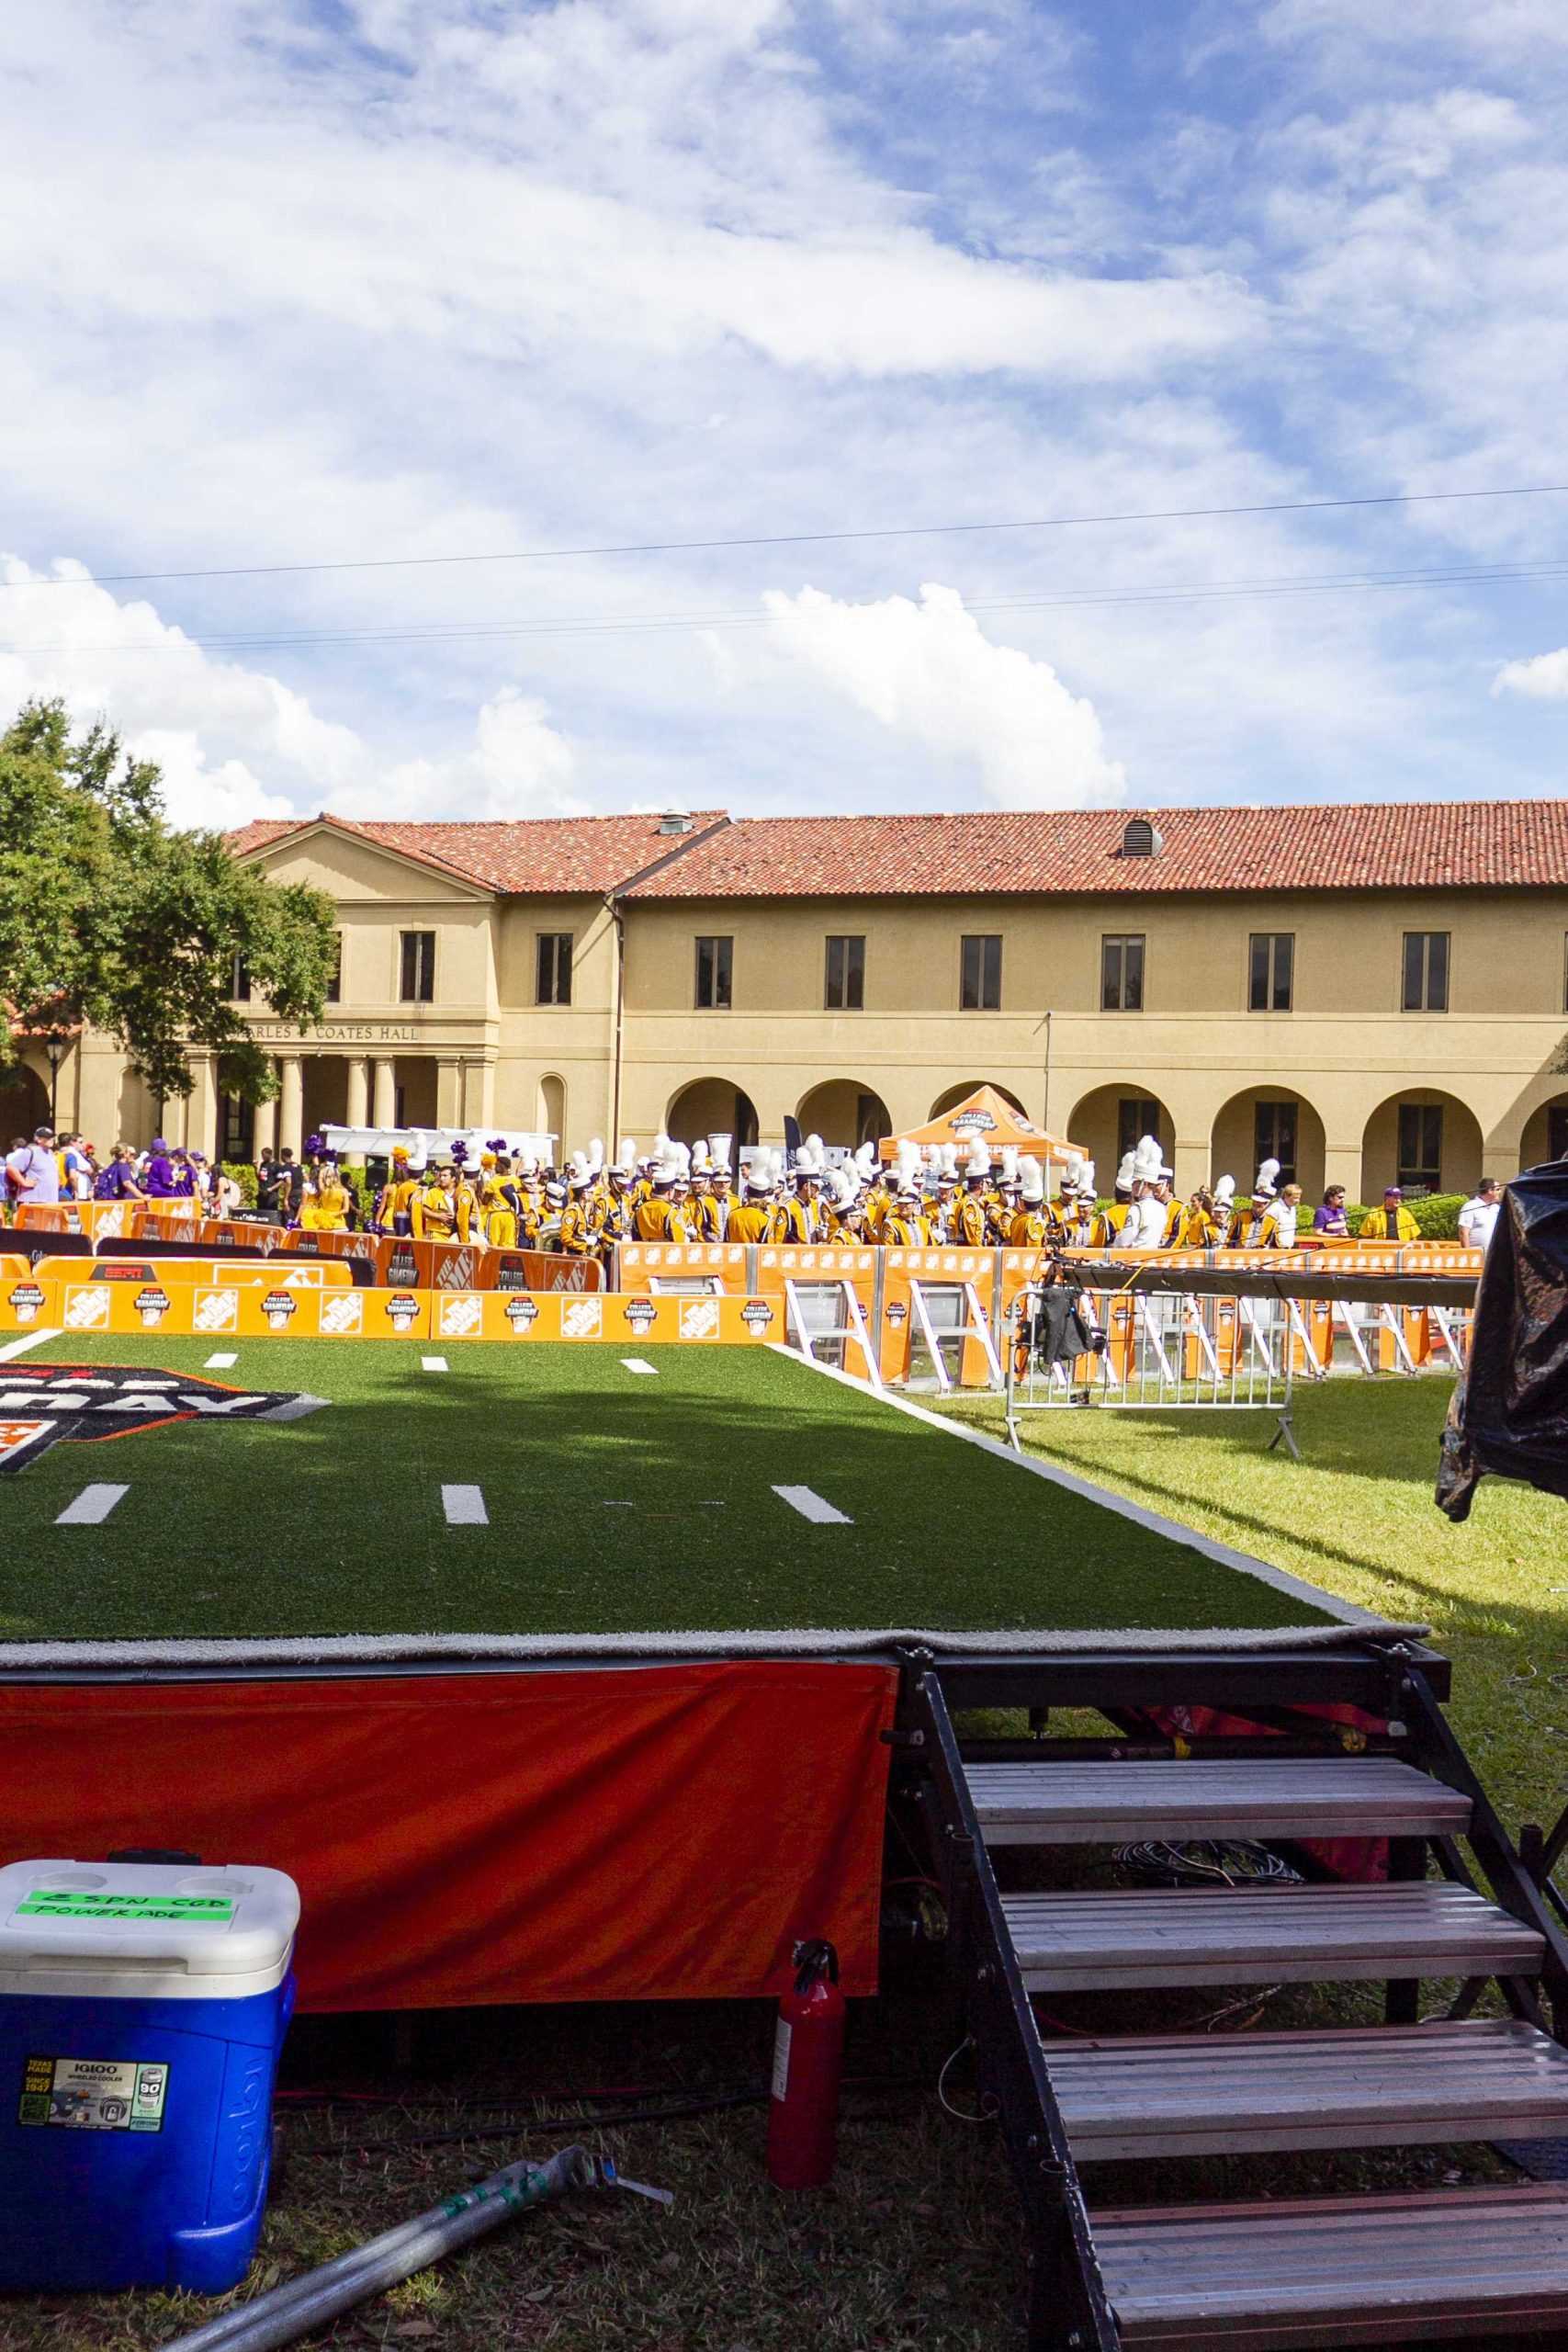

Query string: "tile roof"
[622, 801, 1568, 899]
[229, 810, 729, 895]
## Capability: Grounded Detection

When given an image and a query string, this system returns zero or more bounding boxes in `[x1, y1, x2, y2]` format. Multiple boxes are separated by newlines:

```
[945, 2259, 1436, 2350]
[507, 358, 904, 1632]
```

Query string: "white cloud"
[761, 582, 1125, 808]
[1493, 648, 1568, 700]
[0, 557, 582, 826]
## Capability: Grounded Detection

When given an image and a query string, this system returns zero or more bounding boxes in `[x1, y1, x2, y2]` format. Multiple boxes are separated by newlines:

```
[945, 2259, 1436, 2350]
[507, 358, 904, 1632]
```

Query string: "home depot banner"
[0, 1663, 897, 2008]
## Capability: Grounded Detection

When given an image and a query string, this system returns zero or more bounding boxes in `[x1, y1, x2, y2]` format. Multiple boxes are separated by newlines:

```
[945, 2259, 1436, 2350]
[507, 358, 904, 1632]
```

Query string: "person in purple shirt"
[1313, 1184, 1350, 1238]
[94, 1145, 145, 1200]
[143, 1137, 178, 1196]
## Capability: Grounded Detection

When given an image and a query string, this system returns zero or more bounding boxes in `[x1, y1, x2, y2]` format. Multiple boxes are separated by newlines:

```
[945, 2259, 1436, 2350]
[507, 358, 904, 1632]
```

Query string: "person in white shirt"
[5, 1125, 61, 1207]
[1458, 1177, 1501, 1251]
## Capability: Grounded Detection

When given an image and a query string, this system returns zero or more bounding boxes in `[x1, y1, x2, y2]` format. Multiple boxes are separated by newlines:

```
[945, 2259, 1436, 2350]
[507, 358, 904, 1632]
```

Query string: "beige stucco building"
[17, 799, 1568, 1203]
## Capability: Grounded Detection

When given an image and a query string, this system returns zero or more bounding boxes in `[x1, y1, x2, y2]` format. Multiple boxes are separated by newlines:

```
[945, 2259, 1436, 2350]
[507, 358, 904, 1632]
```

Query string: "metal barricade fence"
[1004, 1272, 1301, 1457]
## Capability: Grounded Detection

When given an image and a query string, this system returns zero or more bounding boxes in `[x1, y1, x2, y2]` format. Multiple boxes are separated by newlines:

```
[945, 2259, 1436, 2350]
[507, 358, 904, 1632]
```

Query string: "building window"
[230, 953, 251, 1003]
[1248, 933, 1293, 1012]
[1551, 1105, 1568, 1161]
[1254, 1099, 1299, 1187]
[694, 934, 733, 1010]
[220, 1094, 254, 1162]
[825, 934, 865, 1011]
[1403, 931, 1449, 1012]
[1397, 1102, 1443, 1193]
[1117, 1098, 1160, 1161]
[324, 933, 342, 1005]
[536, 933, 573, 1007]
[1101, 933, 1145, 1012]
[400, 930, 435, 1004]
[960, 933, 1002, 1011]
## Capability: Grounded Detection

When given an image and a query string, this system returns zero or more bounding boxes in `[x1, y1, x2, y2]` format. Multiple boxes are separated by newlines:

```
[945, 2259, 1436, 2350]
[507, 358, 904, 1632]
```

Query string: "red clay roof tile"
[229, 810, 729, 894]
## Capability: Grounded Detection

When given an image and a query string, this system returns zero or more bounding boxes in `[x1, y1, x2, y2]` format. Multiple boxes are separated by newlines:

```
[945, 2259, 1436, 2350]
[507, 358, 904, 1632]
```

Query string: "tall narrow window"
[324, 933, 342, 1005]
[1550, 1105, 1568, 1161]
[1101, 933, 1145, 1012]
[1117, 1098, 1160, 1161]
[1397, 1102, 1443, 1192]
[230, 953, 251, 1003]
[400, 930, 435, 1004]
[1254, 1100, 1299, 1186]
[960, 933, 1002, 1011]
[1403, 931, 1450, 1012]
[694, 934, 733, 1010]
[536, 933, 573, 1006]
[825, 934, 865, 1011]
[1248, 933, 1293, 1012]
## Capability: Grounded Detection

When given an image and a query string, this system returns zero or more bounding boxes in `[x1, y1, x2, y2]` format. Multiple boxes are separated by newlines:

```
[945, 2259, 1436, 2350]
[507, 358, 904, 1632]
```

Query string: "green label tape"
[17, 1893, 234, 1922]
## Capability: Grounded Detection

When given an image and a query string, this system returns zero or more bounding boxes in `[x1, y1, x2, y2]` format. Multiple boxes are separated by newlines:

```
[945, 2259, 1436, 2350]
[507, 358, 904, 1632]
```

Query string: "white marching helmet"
[1132, 1134, 1165, 1187]
[829, 1165, 859, 1214]
[964, 1144, 991, 1182]
[1114, 1150, 1136, 1198]
[1213, 1173, 1236, 1210]
[1253, 1156, 1280, 1203]
[1019, 1154, 1044, 1205]
[1078, 1158, 1096, 1199]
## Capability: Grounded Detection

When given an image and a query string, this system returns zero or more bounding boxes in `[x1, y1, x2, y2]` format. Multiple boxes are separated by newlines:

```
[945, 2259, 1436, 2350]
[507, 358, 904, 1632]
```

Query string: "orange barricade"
[27, 1255, 354, 1292]
[14, 1200, 146, 1241]
[0, 1282, 780, 1347]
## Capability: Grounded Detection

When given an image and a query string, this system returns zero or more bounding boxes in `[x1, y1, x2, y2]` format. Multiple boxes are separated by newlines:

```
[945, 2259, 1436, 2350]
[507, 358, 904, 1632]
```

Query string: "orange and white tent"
[879, 1087, 1082, 1165]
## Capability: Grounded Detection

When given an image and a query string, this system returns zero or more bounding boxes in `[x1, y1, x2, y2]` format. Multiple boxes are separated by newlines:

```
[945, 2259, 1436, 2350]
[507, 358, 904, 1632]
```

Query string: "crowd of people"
[4, 1118, 1501, 1262]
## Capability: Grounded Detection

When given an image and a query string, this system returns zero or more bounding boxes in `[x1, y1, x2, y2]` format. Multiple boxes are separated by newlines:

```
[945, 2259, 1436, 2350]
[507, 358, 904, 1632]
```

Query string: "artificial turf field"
[0, 1337, 1354, 1648]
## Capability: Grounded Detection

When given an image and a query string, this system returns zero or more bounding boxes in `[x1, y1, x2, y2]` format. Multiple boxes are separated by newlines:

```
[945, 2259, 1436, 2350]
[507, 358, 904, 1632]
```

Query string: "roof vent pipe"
[658, 810, 694, 836]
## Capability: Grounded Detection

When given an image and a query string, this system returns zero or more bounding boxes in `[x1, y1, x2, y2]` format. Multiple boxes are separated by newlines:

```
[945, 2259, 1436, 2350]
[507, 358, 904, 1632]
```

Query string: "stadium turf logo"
[0, 1366, 327, 1476]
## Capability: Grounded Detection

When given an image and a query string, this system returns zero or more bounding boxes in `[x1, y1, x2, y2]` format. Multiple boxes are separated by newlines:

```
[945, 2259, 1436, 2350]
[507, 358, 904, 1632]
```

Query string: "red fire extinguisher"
[767, 1939, 845, 2189]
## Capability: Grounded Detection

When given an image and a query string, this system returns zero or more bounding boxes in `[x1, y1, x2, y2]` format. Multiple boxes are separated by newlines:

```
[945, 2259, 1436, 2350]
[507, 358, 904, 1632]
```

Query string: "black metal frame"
[907, 1664, 1119, 2352]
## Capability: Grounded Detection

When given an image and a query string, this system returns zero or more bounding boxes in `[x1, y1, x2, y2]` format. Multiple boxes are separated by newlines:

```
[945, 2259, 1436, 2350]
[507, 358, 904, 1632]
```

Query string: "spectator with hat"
[1358, 1185, 1419, 1242]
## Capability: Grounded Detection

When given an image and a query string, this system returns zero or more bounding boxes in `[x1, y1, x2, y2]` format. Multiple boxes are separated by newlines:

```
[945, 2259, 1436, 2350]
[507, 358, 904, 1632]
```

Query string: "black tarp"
[1437, 1159, 1568, 1521]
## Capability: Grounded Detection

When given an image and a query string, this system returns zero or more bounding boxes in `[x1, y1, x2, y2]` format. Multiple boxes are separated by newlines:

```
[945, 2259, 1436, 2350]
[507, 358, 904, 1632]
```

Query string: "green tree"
[0, 699, 336, 1104]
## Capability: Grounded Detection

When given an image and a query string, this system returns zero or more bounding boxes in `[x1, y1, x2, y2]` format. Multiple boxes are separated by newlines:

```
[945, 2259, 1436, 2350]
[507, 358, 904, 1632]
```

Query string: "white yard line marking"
[205, 1352, 238, 1369]
[773, 1483, 852, 1526]
[0, 1328, 58, 1363]
[422, 1356, 449, 1373]
[56, 1484, 128, 1526]
[621, 1358, 659, 1375]
[442, 1483, 488, 1526]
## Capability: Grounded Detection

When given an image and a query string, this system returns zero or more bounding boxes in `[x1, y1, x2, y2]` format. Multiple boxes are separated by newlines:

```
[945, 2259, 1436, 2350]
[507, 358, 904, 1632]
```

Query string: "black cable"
[9, 481, 1568, 594]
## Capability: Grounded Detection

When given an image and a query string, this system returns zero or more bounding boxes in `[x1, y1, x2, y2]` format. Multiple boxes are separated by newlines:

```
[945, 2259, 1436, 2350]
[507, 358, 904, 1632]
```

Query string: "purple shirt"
[1313, 1203, 1349, 1237]
[144, 1152, 178, 1196]
[95, 1161, 140, 1199]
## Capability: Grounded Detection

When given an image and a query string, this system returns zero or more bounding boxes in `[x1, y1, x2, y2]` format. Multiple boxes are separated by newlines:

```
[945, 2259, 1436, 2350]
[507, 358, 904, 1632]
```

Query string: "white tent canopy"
[321, 1125, 556, 1168]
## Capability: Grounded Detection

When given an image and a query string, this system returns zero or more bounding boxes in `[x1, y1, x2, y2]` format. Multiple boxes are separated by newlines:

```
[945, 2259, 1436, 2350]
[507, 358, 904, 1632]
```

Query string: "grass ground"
[944, 1374, 1568, 1826]
[0, 1337, 1336, 1643]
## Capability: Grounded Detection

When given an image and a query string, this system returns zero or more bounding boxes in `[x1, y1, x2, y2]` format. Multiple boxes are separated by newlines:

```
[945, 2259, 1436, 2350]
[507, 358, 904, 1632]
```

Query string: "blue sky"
[2, 0, 1566, 827]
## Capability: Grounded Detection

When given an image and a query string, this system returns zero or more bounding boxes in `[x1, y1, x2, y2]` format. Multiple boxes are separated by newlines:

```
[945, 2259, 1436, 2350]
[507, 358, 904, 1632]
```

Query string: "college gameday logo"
[740, 1298, 774, 1334]
[622, 1297, 657, 1334]
[503, 1296, 540, 1330]
[0, 1366, 327, 1477]
[260, 1290, 299, 1330]
[7, 1283, 45, 1326]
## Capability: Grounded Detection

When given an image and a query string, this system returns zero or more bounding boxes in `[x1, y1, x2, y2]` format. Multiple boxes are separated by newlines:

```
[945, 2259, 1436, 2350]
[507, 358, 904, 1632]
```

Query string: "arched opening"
[928, 1079, 1029, 1121]
[0, 1062, 50, 1148]
[1361, 1090, 1484, 1201]
[666, 1077, 760, 1150]
[795, 1080, 891, 1149]
[1066, 1082, 1174, 1183]
[1210, 1088, 1326, 1200]
[1520, 1092, 1568, 1170]
[537, 1073, 566, 1154]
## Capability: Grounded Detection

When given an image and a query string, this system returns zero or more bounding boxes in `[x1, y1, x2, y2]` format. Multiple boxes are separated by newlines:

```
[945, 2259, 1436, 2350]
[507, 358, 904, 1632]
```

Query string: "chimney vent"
[658, 809, 694, 836]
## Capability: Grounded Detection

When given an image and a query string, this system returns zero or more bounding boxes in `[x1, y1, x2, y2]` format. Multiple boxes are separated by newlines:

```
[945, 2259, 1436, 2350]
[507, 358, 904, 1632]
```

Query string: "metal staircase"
[900, 1641, 1568, 2350]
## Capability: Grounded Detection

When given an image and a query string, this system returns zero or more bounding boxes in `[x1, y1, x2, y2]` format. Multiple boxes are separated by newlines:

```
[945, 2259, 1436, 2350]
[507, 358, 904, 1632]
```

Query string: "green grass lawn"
[0, 1339, 1340, 1645]
[946, 1376, 1568, 1828]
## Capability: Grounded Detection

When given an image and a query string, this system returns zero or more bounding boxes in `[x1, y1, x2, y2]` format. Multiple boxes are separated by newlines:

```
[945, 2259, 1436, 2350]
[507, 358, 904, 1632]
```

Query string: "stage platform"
[0, 1331, 1421, 2014]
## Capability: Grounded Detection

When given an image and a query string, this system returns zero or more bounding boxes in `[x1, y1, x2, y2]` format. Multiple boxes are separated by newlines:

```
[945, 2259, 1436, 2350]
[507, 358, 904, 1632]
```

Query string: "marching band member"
[1172, 1186, 1223, 1249]
[596, 1152, 638, 1251]
[1227, 1159, 1279, 1246]
[1058, 1158, 1097, 1250]
[882, 1172, 931, 1248]
[954, 1147, 991, 1247]
[1010, 1156, 1056, 1252]
[1090, 1151, 1136, 1249]
[376, 1145, 420, 1235]
[686, 1157, 728, 1242]
[634, 1158, 685, 1241]
[728, 1155, 773, 1243]
[557, 1155, 599, 1255]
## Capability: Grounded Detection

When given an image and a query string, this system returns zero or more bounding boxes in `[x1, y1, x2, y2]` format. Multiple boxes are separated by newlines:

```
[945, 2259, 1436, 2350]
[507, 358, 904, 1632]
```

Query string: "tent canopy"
[879, 1087, 1082, 1164]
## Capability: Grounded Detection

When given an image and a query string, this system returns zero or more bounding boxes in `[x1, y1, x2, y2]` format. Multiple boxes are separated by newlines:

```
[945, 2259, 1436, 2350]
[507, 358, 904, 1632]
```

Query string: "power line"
[6, 551, 1566, 661]
[6, 481, 1568, 595]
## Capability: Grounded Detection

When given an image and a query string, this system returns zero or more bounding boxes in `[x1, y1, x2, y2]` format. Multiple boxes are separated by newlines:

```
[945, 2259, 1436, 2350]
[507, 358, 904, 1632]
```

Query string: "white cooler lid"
[0, 1860, 299, 1996]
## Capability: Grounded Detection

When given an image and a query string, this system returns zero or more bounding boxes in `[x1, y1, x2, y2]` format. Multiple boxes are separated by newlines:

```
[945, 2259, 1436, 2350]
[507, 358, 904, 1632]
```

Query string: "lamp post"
[44, 1034, 65, 1128]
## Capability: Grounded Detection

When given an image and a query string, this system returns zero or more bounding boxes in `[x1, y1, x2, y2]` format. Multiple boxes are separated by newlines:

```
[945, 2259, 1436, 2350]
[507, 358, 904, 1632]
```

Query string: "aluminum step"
[1046, 2019, 1568, 2160]
[1095, 2184, 1568, 2347]
[1002, 1883, 1543, 1992]
[966, 1757, 1470, 1846]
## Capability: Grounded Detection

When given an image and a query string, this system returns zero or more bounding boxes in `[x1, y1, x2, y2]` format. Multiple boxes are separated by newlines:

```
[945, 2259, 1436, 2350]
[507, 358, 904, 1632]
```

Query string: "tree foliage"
[0, 700, 336, 1102]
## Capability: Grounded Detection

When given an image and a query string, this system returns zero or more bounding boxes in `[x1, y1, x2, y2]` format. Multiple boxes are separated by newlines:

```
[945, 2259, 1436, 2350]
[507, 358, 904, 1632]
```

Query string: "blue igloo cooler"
[0, 1858, 299, 2294]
